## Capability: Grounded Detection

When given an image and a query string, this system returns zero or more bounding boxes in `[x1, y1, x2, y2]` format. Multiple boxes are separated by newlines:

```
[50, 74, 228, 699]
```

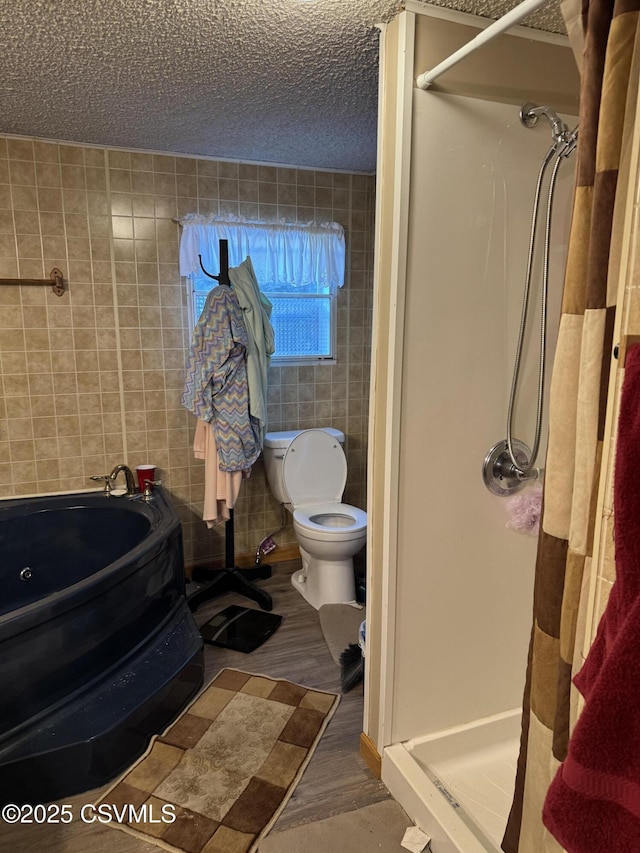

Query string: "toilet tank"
[263, 428, 345, 504]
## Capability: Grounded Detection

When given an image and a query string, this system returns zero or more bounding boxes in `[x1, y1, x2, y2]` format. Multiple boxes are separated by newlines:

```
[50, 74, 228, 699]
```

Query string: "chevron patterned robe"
[182, 285, 261, 473]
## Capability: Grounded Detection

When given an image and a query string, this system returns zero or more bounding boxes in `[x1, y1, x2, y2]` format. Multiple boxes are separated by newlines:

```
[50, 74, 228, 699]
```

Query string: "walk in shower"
[367, 8, 580, 848]
[382, 94, 578, 852]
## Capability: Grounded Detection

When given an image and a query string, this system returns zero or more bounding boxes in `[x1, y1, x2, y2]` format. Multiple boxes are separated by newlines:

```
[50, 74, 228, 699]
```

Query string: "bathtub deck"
[1, 559, 391, 852]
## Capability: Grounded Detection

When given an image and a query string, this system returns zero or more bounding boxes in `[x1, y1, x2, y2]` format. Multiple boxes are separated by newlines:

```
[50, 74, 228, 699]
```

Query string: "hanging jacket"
[229, 256, 275, 447]
[182, 284, 261, 472]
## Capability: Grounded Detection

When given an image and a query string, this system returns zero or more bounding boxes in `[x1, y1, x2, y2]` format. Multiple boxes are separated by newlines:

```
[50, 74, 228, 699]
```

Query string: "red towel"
[542, 344, 640, 850]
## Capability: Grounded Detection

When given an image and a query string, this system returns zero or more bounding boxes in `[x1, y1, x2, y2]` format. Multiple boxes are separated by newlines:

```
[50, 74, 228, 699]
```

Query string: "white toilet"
[263, 428, 367, 610]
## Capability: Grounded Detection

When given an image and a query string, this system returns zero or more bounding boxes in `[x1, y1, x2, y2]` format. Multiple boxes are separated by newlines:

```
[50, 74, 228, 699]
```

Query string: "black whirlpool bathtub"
[0, 486, 204, 804]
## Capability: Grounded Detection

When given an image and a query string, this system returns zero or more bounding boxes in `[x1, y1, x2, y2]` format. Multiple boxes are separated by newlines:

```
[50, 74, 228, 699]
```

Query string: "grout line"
[5, 150, 24, 494]
[104, 149, 129, 463]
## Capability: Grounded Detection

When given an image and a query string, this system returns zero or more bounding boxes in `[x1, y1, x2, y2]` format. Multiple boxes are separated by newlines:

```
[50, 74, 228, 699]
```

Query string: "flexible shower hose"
[505, 137, 574, 477]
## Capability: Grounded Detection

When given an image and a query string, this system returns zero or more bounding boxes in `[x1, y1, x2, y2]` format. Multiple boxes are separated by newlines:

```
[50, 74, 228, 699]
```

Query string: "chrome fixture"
[483, 104, 578, 496]
[141, 478, 162, 500]
[19, 567, 33, 581]
[109, 464, 137, 496]
[483, 440, 543, 496]
[90, 474, 112, 494]
[519, 102, 571, 145]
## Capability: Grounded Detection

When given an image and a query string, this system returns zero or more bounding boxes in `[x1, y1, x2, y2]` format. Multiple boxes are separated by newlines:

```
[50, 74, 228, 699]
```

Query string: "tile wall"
[0, 135, 374, 564]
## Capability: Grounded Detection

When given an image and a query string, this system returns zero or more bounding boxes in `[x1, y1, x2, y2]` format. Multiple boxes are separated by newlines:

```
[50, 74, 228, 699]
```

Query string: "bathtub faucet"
[109, 464, 137, 496]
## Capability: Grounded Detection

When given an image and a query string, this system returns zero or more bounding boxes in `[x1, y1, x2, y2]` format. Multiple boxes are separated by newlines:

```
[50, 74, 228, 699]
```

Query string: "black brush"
[339, 643, 364, 693]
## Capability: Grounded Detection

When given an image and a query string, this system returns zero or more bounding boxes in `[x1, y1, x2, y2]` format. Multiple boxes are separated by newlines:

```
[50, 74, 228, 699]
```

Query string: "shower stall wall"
[393, 88, 578, 738]
[365, 7, 580, 852]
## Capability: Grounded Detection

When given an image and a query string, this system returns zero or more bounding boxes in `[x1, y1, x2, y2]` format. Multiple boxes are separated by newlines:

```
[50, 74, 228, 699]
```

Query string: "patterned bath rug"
[96, 668, 340, 853]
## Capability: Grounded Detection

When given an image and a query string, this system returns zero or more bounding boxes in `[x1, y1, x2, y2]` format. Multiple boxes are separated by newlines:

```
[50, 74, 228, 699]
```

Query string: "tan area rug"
[97, 668, 339, 853]
[318, 603, 365, 665]
[258, 799, 412, 852]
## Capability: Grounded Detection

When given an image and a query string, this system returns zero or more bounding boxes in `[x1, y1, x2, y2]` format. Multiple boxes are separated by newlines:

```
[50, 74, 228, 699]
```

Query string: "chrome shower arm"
[520, 102, 571, 144]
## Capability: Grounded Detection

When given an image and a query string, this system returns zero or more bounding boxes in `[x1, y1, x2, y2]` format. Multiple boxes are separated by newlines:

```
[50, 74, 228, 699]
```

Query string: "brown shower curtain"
[502, 1, 640, 851]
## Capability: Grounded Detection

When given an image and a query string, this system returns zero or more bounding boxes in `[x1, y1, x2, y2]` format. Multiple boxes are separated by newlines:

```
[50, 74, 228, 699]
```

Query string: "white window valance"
[178, 215, 345, 292]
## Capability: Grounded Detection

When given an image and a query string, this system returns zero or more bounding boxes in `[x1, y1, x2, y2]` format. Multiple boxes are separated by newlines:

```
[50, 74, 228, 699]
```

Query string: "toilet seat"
[282, 429, 347, 507]
[294, 502, 367, 541]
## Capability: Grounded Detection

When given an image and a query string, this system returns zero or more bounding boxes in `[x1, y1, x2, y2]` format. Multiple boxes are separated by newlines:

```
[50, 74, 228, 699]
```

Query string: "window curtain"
[503, 1, 640, 851]
[178, 215, 345, 292]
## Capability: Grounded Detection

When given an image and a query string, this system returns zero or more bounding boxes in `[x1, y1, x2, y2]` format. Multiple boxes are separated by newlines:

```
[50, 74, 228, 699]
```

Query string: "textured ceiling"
[0, 0, 566, 173]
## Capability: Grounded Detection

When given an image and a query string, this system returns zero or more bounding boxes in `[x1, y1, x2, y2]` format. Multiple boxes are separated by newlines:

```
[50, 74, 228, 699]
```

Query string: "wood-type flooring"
[1, 560, 391, 852]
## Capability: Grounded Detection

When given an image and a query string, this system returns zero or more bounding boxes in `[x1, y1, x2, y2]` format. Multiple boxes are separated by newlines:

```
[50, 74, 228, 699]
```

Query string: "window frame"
[180, 216, 346, 367]
[189, 278, 339, 367]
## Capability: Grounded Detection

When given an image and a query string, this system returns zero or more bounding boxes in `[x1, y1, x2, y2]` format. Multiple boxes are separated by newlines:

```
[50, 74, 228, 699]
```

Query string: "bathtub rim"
[0, 595, 190, 747]
[0, 486, 181, 639]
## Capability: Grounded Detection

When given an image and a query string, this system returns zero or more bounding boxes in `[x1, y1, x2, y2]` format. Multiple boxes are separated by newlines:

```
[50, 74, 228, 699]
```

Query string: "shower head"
[520, 102, 571, 144]
[560, 126, 579, 158]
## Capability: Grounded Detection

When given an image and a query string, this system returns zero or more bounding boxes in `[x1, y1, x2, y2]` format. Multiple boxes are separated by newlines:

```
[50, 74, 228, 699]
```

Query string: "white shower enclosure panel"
[391, 91, 575, 743]
[378, 86, 577, 850]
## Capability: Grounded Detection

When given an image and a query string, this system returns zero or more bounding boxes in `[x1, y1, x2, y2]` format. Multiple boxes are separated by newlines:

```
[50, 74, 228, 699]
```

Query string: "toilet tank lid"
[264, 427, 345, 449]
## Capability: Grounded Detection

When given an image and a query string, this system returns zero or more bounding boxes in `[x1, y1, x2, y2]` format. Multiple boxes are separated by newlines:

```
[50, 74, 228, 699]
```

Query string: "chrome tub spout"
[109, 464, 137, 495]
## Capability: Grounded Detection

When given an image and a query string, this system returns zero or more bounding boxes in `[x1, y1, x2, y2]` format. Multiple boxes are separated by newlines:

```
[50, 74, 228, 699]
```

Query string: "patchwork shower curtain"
[502, 2, 640, 851]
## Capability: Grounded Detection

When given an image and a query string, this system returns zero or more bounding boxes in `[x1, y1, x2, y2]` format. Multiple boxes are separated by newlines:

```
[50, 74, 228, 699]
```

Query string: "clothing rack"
[198, 243, 230, 286]
[186, 239, 273, 613]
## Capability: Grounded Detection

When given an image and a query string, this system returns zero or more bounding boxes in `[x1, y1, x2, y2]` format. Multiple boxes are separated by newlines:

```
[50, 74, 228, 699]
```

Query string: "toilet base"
[291, 547, 357, 610]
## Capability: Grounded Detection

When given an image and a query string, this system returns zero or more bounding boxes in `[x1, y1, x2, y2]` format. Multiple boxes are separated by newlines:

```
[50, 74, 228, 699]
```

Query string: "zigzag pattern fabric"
[182, 285, 261, 473]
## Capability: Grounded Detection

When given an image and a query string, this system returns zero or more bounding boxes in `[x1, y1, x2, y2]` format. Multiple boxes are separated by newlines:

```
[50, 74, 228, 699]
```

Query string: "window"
[179, 216, 345, 365]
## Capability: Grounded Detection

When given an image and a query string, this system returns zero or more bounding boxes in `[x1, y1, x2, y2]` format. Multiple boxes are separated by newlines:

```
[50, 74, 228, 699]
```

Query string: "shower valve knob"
[482, 440, 532, 497]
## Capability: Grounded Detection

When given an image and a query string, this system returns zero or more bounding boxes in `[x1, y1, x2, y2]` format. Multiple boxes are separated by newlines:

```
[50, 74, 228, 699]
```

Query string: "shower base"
[383, 709, 521, 853]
